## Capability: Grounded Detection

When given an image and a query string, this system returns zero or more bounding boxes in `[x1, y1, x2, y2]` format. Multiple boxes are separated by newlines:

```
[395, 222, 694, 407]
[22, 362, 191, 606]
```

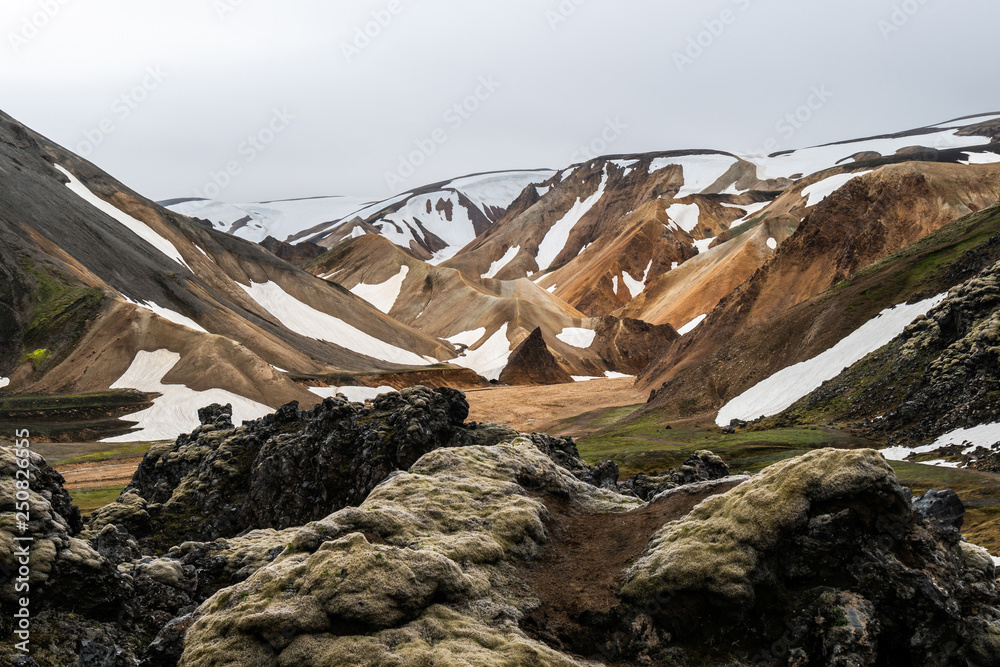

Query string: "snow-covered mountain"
[165, 169, 556, 263]
[4, 108, 1000, 444]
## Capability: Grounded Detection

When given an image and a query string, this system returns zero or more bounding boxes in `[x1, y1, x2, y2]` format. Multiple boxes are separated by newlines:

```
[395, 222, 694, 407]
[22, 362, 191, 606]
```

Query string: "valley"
[4, 107, 1000, 664]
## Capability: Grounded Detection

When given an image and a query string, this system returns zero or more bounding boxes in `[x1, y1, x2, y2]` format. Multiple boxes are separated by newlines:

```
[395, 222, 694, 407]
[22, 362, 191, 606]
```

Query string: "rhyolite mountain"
[2, 108, 1000, 444]
[4, 109, 1000, 666]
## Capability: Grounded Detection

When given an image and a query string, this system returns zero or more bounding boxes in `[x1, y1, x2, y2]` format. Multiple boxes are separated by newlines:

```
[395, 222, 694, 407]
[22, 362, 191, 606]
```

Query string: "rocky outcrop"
[618, 449, 1000, 665]
[498, 328, 573, 385]
[94, 387, 524, 548]
[259, 235, 324, 265]
[622, 450, 730, 500]
[6, 395, 1000, 665]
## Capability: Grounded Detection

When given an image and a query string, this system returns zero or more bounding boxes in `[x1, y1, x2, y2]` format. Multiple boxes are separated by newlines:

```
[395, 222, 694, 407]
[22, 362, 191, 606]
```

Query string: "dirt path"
[465, 378, 646, 436]
[521, 479, 745, 659]
[57, 458, 143, 489]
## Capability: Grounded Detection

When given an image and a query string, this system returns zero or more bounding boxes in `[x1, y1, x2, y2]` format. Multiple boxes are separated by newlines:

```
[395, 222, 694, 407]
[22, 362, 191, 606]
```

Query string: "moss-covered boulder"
[620, 448, 1000, 664]
[177, 437, 639, 665]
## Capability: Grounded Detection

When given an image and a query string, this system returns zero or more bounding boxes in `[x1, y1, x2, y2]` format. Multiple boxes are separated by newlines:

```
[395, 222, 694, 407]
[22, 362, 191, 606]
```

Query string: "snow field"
[239, 281, 432, 366]
[102, 349, 272, 443]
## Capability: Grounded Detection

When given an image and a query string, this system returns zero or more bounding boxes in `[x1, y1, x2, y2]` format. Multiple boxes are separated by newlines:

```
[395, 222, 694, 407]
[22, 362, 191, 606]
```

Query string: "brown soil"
[521, 479, 744, 660]
[464, 377, 646, 435]
[56, 457, 142, 489]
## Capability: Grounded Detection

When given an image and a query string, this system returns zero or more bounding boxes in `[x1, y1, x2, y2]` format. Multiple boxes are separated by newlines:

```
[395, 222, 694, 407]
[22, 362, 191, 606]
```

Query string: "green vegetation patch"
[57, 441, 154, 466]
[578, 415, 853, 478]
[21, 257, 104, 347]
[69, 485, 126, 514]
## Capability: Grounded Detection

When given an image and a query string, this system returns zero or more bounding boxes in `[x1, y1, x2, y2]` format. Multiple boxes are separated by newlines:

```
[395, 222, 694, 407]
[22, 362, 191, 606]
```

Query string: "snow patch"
[446, 328, 487, 348]
[716, 294, 947, 426]
[694, 237, 717, 255]
[482, 247, 520, 280]
[349, 266, 409, 314]
[801, 171, 872, 207]
[767, 238, 778, 250]
[125, 298, 208, 333]
[556, 328, 596, 349]
[648, 155, 738, 197]
[0, 377, 9, 389]
[449, 324, 511, 382]
[309, 385, 396, 403]
[961, 152, 1000, 165]
[102, 350, 272, 443]
[239, 281, 431, 366]
[621, 260, 653, 298]
[58, 165, 191, 271]
[881, 422, 1000, 463]
[572, 371, 635, 382]
[665, 203, 701, 233]
[677, 315, 707, 336]
[535, 168, 609, 271]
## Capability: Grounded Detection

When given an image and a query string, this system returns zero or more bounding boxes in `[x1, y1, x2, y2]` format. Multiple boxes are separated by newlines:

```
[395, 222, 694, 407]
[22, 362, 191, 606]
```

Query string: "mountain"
[304, 234, 675, 381]
[165, 169, 556, 261]
[0, 110, 462, 441]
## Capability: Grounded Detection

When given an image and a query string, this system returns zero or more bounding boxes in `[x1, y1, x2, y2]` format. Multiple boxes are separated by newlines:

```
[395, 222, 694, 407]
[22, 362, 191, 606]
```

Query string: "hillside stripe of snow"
[801, 171, 872, 207]
[239, 281, 431, 366]
[125, 297, 208, 333]
[449, 324, 511, 381]
[57, 165, 191, 271]
[556, 327, 596, 349]
[612, 275, 619, 295]
[716, 294, 947, 426]
[535, 169, 609, 271]
[309, 385, 396, 403]
[665, 203, 701, 233]
[482, 247, 520, 279]
[677, 314, 707, 336]
[446, 328, 487, 348]
[102, 349, 272, 443]
[349, 266, 409, 314]
[648, 155, 737, 197]
[961, 152, 1000, 165]
[621, 260, 653, 298]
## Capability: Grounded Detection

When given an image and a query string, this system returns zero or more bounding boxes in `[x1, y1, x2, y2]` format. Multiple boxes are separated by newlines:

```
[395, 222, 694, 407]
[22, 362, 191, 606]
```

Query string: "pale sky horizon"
[2, 0, 998, 203]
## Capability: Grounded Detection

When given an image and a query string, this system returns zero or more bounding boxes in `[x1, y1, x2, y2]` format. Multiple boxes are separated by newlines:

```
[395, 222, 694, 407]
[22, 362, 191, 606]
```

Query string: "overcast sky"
[2, 0, 998, 202]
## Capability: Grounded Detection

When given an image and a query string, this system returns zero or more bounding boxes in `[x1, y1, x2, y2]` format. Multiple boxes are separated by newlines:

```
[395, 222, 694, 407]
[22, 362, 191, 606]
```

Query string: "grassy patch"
[70, 486, 126, 514]
[578, 416, 857, 478]
[57, 442, 154, 466]
[0, 390, 150, 415]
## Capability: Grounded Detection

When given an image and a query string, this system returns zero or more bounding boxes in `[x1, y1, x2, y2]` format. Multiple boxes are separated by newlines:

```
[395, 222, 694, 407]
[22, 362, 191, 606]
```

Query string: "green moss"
[621, 449, 901, 607]
[20, 257, 104, 345]
[23, 347, 51, 370]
